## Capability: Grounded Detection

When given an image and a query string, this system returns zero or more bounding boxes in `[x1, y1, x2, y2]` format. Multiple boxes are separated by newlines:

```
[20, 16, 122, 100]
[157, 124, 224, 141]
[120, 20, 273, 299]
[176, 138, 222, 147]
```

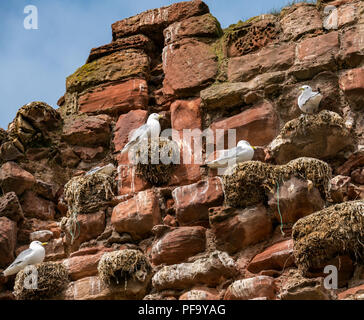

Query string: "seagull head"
[148, 113, 163, 121]
[29, 241, 48, 249]
[237, 140, 256, 150]
[299, 85, 312, 93]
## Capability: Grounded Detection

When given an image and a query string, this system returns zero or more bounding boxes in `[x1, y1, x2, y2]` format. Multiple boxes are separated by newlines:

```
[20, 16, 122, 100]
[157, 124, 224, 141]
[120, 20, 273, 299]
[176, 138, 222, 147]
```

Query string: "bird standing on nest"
[116, 113, 163, 156]
[202, 140, 256, 169]
[1, 241, 47, 277]
[298, 85, 323, 115]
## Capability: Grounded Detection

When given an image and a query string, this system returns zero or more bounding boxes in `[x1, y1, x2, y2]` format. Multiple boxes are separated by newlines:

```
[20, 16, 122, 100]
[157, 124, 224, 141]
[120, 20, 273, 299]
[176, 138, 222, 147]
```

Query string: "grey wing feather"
[8, 249, 33, 267]
[226, 146, 238, 158]
[301, 92, 320, 107]
[130, 124, 150, 142]
[209, 147, 237, 163]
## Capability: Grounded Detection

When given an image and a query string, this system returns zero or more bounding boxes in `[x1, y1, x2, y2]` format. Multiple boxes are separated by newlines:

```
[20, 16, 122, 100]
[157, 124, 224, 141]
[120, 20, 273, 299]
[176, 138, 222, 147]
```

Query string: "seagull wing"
[299, 91, 322, 113]
[129, 123, 150, 142]
[206, 147, 237, 166]
[226, 146, 238, 158]
[302, 92, 322, 113]
[7, 249, 34, 269]
[235, 146, 254, 162]
[121, 123, 150, 153]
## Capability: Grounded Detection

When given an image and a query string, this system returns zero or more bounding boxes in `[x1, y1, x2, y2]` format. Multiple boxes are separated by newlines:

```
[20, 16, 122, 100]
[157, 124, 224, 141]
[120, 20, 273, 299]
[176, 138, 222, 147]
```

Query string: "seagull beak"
[252, 146, 257, 150]
[42, 242, 48, 246]
[158, 114, 163, 119]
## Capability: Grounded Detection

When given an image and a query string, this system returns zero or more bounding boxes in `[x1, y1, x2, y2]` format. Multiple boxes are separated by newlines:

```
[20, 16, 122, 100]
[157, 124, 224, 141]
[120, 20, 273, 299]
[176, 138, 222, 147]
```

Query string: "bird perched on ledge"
[114, 113, 163, 156]
[1, 241, 47, 277]
[202, 140, 256, 169]
[298, 85, 323, 114]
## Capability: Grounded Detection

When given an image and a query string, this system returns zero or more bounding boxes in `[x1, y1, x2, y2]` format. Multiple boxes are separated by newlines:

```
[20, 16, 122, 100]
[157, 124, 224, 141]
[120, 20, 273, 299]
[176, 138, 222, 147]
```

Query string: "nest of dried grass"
[64, 172, 115, 215]
[292, 200, 364, 274]
[8, 102, 62, 148]
[134, 137, 179, 186]
[223, 157, 331, 208]
[13, 262, 69, 300]
[98, 249, 151, 288]
[269, 110, 353, 164]
[281, 110, 347, 137]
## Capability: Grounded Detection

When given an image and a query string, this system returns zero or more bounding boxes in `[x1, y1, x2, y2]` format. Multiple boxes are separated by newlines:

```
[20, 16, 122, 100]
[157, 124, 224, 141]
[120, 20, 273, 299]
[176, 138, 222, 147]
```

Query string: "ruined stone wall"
[1, 0, 364, 300]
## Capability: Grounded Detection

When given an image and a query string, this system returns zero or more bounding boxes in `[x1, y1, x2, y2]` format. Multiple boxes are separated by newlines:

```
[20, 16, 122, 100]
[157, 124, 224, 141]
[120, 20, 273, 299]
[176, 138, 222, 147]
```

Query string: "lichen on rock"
[66, 50, 150, 94]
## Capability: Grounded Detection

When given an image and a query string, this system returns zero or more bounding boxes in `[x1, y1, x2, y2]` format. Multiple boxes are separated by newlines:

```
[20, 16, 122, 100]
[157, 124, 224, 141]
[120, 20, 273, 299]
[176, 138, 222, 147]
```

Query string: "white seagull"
[118, 113, 163, 155]
[85, 163, 116, 177]
[203, 140, 256, 169]
[298, 85, 323, 114]
[2, 241, 47, 277]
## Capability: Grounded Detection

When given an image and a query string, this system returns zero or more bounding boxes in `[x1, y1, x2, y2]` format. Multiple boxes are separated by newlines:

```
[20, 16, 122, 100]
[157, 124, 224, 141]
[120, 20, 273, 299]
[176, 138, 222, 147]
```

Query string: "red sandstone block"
[111, 190, 161, 240]
[79, 79, 148, 115]
[247, 240, 294, 273]
[151, 226, 206, 266]
[210, 101, 279, 147]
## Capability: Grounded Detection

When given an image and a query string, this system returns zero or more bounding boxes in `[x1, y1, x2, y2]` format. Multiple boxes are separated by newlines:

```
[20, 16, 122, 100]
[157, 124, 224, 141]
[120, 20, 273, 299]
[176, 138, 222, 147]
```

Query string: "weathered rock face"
[2, 0, 364, 301]
[63, 211, 106, 251]
[267, 177, 325, 224]
[278, 270, 335, 300]
[210, 101, 279, 147]
[209, 205, 272, 254]
[247, 240, 295, 274]
[172, 177, 224, 226]
[151, 226, 206, 265]
[228, 44, 295, 82]
[62, 115, 111, 147]
[111, 190, 161, 240]
[21, 191, 56, 221]
[62, 275, 149, 300]
[0, 192, 24, 223]
[339, 67, 364, 110]
[78, 79, 148, 116]
[66, 50, 150, 95]
[152, 251, 237, 290]
[224, 15, 280, 58]
[224, 276, 277, 300]
[292, 32, 339, 80]
[63, 248, 113, 281]
[0, 162, 35, 196]
[179, 287, 220, 300]
[340, 25, 364, 67]
[280, 4, 322, 41]
[87, 35, 156, 63]
[162, 38, 218, 97]
[269, 111, 354, 164]
[111, 0, 210, 40]
[170, 98, 202, 131]
[0, 217, 17, 267]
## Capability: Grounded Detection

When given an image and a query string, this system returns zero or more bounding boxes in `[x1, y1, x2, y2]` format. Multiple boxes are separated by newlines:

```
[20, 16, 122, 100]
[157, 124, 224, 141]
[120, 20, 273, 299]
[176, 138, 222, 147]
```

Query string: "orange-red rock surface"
[1, 0, 364, 300]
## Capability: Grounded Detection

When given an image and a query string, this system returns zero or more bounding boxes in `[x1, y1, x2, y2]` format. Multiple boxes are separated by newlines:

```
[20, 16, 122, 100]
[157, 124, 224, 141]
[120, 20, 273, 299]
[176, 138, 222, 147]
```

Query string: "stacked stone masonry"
[1, 0, 364, 300]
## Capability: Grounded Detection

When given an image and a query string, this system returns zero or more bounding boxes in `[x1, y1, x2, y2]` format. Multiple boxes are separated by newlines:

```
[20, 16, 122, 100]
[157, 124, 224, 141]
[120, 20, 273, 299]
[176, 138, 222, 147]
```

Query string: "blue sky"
[0, 0, 299, 129]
